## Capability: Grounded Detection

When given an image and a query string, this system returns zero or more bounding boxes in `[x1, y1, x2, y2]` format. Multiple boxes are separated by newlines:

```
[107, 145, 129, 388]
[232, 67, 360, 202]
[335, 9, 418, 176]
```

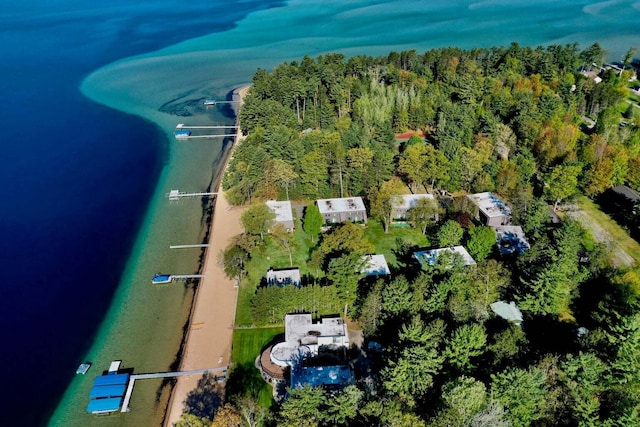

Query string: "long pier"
[171, 274, 205, 281]
[170, 244, 211, 249]
[174, 124, 239, 140]
[176, 134, 238, 139]
[121, 366, 228, 412]
[176, 124, 238, 129]
[167, 190, 218, 201]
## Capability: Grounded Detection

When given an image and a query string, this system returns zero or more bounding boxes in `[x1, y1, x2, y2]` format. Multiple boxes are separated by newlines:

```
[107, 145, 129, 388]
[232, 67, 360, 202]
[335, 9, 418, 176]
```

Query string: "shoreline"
[163, 85, 251, 426]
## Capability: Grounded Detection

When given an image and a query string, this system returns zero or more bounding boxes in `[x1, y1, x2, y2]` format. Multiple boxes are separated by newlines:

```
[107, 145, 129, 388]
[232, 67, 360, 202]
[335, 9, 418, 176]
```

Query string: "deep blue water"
[0, 1, 282, 425]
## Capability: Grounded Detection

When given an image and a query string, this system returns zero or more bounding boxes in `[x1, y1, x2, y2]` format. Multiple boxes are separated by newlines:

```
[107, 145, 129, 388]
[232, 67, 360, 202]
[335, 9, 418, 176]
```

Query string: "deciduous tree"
[303, 204, 323, 243]
[467, 226, 496, 261]
[406, 197, 441, 234]
[437, 220, 464, 247]
[241, 203, 275, 241]
[369, 177, 406, 233]
[271, 223, 296, 266]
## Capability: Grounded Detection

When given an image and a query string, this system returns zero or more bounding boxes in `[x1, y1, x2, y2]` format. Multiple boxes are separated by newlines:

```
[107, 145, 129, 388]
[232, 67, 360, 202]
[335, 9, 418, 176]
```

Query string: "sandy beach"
[164, 85, 250, 426]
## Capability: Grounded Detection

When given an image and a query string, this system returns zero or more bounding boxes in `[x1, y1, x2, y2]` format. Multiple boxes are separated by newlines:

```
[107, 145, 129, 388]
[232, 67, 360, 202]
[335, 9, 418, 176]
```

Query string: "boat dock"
[174, 124, 238, 139]
[171, 274, 205, 281]
[204, 100, 241, 106]
[170, 244, 211, 249]
[167, 189, 218, 201]
[120, 366, 227, 412]
[152, 274, 205, 284]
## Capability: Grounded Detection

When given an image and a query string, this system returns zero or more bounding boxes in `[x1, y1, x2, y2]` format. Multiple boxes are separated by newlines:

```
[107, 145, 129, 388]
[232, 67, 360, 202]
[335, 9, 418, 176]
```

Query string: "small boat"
[76, 362, 91, 375]
[203, 99, 216, 106]
[174, 129, 192, 139]
[152, 273, 172, 284]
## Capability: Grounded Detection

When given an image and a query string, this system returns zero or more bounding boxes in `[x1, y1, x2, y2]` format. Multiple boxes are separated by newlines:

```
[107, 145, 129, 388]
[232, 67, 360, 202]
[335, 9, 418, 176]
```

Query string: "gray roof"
[491, 301, 523, 325]
[413, 246, 476, 267]
[362, 255, 391, 276]
[316, 197, 365, 214]
[266, 268, 301, 287]
[266, 200, 294, 223]
[612, 185, 640, 202]
[392, 193, 435, 210]
[467, 192, 511, 218]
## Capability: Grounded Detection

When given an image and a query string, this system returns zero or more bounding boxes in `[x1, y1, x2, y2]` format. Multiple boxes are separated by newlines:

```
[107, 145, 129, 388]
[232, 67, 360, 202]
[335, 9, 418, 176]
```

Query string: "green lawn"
[235, 216, 317, 326]
[572, 196, 640, 267]
[365, 218, 430, 266]
[228, 327, 284, 407]
[235, 210, 432, 325]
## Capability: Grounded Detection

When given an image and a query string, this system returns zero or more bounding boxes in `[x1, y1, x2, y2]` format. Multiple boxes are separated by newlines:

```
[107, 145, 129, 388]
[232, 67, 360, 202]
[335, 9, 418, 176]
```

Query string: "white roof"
[108, 360, 121, 373]
[285, 314, 347, 344]
[266, 268, 301, 286]
[491, 301, 523, 324]
[362, 254, 391, 276]
[266, 200, 293, 223]
[392, 193, 435, 210]
[316, 197, 365, 214]
[414, 245, 476, 267]
[467, 192, 511, 218]
[272, 314, 349, 367]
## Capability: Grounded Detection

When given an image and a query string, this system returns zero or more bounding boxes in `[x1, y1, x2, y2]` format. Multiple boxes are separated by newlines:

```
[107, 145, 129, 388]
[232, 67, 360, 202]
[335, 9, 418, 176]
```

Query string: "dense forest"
[210, 44, 640, 427]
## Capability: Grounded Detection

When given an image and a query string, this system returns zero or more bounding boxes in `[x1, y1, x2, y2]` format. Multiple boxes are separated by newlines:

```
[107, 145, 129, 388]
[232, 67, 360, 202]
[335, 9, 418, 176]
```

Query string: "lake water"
[0, 1, 637, 426]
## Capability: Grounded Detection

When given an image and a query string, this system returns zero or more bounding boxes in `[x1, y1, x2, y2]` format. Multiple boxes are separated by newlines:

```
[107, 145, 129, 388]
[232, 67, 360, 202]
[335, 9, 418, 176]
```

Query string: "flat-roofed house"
[467, 192, 511, 226]
[266, 267, 301, 288]
[493, 225, 530, 255]
[267, 314, 350, 368]
[266, 200, 295, 231]
[316, 197, 367, 225]
[413, 246, 477, 268]
[391, 194, 436, 221]
[362, 254, 391, 276]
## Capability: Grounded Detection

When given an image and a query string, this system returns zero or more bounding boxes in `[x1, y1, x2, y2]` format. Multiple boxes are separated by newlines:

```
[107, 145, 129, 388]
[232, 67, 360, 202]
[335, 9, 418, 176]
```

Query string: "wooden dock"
[120, 366, 228, 412]
[167, 189, 218, 201]
[174, 124, 238, 139]
[170, 244, 211, 249]
[176, 124, 238, 129]
[171, 274, 205, 281]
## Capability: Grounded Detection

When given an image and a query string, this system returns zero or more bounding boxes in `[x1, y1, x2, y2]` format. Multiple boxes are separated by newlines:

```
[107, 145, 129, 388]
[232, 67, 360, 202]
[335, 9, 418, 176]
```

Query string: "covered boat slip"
[86, 397, 124, 414]
[87, 372, 130, 414]
[92, 373, 129, 386]
[89, 384, 127, 399]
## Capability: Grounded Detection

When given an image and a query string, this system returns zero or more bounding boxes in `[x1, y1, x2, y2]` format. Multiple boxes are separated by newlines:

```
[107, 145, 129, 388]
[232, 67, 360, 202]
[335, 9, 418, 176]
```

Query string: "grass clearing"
[568, 196, 640, 267]
[228, 327, 284, 407]
[365, 218, 430, 266]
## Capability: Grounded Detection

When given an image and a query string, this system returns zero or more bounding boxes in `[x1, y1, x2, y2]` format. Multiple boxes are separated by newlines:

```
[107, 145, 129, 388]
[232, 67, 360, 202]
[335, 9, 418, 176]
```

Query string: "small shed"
[266, 200, 295, 231]
[491, 301, 523, 326]
[467, 192, 511, 226]
[316, 197, 367, 225]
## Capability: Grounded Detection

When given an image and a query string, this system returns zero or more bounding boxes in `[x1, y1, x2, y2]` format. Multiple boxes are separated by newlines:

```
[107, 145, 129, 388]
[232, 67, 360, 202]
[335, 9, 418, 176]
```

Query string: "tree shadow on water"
[183, 373, 224, 420]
